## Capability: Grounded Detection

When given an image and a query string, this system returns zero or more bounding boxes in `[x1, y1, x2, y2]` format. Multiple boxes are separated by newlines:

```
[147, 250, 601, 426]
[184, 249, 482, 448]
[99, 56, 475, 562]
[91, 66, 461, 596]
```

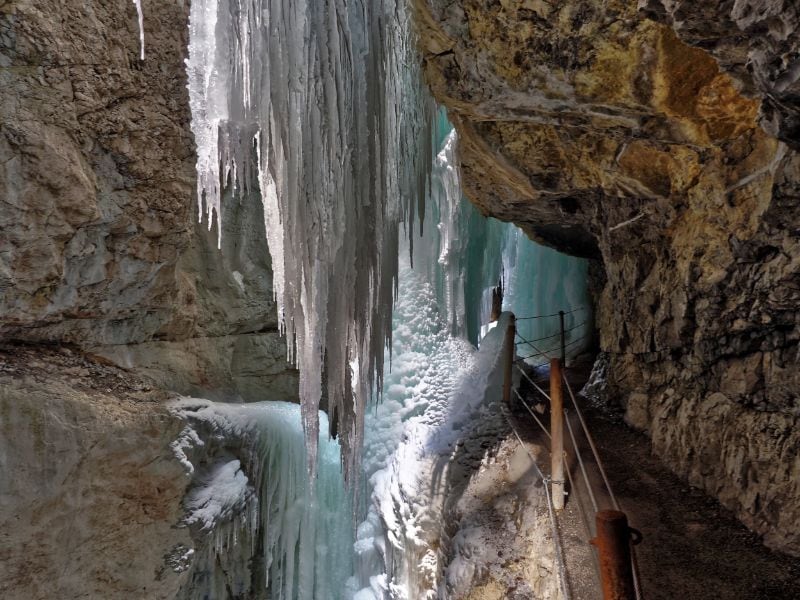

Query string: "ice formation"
[171, 400, 353, 599]
[167, 103, 593, 597]
[411, 113, 507, 344]
[185, 0, 433, 478]
[412, 112, 591, 355]
[350, 272, 513, 598]
[348, 261, 475, 598]
[180, 0, 596, 586]
[500, 229, 592, 364]
[132, 0, 144, 60]
[347, 121, 592, 597]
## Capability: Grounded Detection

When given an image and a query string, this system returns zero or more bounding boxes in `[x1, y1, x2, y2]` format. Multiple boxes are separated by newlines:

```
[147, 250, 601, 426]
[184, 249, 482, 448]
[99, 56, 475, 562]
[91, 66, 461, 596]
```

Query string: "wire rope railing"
[563, 407, 599, 515]
[512, 358, 603, 595]
[513, 387, 551, 440]
[514, 321, 587, 346]
[515, 361, 551, 403]
[562, 375, 619, 512]
[517, 335, 589, 362]
[500, 402, 571, 600]
[563, 375, 644, 600]
[515, 306, 588, 320]
[500, 310, 644, 600]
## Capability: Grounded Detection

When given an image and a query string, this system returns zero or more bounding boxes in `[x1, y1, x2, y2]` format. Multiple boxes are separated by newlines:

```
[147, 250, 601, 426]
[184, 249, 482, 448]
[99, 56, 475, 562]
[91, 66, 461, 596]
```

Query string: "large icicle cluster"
[186, 0, 433, 478]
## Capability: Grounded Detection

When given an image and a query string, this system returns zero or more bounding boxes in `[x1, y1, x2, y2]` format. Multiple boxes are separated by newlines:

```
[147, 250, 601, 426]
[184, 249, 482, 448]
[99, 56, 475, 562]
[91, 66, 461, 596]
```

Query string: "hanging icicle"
[132, 0, 144, 60]
[186, 0, 434, 480]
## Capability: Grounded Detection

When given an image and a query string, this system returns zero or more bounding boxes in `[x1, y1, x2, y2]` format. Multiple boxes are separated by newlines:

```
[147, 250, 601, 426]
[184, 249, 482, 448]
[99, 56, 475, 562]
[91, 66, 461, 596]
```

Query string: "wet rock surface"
[413, 0, 800, 555]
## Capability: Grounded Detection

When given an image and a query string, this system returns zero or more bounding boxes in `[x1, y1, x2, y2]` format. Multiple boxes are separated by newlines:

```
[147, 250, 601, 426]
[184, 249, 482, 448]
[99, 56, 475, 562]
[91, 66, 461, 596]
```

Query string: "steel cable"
[517, 335, 588, 362]
[562, 374, 644, 600]
[515, 306, 588, 320]
[562, 374, 619, 511]
[513, 387, 551, 440]
[514, 363, 551, 402]
[564, 407, 599, 515]
[501, 404, 571, 600]
[514, 321, 587, 346]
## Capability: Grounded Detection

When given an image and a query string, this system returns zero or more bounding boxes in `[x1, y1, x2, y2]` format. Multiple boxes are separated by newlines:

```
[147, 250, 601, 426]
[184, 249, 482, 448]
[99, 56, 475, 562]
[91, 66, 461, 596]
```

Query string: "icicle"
[186, 0, 434, 479]
[132, 0, 144, 60]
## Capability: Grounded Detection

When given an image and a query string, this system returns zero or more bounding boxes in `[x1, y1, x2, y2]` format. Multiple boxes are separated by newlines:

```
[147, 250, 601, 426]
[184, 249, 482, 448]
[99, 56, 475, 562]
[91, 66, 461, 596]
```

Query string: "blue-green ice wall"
[413, 111, 592, 357]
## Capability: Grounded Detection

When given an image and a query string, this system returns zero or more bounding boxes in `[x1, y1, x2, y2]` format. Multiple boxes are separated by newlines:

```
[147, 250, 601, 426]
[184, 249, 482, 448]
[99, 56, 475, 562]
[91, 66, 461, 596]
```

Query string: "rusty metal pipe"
[591, 510, 637, 600]
[550, 357, 565, 510]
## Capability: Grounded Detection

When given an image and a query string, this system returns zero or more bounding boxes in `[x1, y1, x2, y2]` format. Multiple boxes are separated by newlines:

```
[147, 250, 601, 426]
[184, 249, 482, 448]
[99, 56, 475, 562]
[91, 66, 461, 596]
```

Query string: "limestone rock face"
[0, 344, 192, 600]
[0, 1, 297, 401]
[1, 0, 194, 345]
[641, 0, 800, 148]
[93, 190, 299, 403]
[414, 0, 800, 555]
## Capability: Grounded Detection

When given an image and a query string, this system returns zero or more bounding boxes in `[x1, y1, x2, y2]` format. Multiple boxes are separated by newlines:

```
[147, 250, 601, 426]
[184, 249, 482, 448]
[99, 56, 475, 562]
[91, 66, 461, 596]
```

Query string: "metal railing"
[499, 311, 644, 600]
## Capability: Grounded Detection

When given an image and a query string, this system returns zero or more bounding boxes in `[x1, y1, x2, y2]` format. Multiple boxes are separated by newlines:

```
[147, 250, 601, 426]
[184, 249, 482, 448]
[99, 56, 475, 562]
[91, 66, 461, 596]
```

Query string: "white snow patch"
[183, 459, 252, 530]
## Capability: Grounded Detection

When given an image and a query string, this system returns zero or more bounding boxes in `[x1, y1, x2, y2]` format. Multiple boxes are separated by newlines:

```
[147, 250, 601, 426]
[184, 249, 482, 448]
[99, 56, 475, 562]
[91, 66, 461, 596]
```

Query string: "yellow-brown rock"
[413, 0, 800, 557]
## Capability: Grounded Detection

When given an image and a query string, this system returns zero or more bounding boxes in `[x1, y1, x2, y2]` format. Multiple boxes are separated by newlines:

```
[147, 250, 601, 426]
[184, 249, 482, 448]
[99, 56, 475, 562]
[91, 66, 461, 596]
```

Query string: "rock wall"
[641, 0, 800, 148]
[1, 0, 193, 346]
[0, 344, 192, 600]
[413, 0, 800, 555]
[0, 0, 297, 401]
[1, 2, 297, 596]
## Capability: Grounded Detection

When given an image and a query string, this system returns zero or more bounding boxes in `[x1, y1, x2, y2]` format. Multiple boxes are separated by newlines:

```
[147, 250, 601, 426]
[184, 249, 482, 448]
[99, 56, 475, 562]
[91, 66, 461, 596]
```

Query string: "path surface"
[512, 356, 800, 600]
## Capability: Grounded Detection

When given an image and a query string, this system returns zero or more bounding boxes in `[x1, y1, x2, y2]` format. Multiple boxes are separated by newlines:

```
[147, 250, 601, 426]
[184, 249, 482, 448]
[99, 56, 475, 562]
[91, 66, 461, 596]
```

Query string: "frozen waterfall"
[180, 4, 593, 597]
[172, 400, 354, 599]
[411, 111, 592, 355]
[348, 118, 592, 598]
[186, 0, 433, 478]
[168, 116, 592, 598]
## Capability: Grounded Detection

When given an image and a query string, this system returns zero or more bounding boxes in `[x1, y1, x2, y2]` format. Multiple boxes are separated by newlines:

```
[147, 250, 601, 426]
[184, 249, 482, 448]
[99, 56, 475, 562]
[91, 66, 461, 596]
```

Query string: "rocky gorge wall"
[413, 0, 800, 555]
[0, 343, 192, 599]
[1, 2, 297, 597]
[0, 0, 297, 401]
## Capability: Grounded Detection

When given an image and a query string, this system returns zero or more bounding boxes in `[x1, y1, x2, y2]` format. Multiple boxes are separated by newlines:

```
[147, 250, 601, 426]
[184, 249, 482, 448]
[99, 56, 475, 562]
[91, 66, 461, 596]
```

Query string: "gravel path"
[510, 356, 800, 600]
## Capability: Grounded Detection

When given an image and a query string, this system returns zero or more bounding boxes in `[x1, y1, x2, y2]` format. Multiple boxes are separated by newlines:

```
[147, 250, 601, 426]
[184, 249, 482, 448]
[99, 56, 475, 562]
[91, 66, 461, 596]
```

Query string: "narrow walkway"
[511, 357, 800, 600]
